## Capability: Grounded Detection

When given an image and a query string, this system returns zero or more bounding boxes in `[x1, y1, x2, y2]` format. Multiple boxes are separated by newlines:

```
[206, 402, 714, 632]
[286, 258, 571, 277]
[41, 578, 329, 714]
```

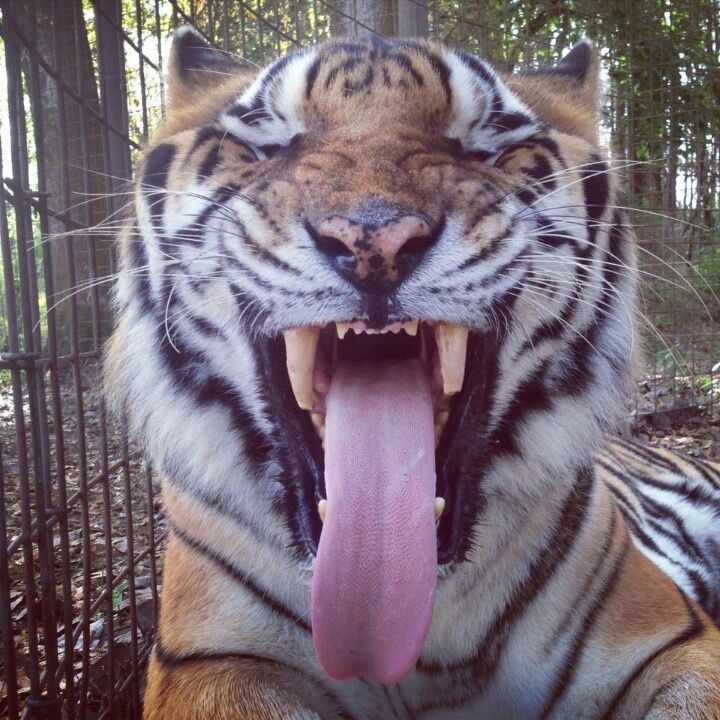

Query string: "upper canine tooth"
[434, 324, 469, 395]
[404, 320, 419, 336]
[336, 322, 352, 339]
[283, 327, 321, 410]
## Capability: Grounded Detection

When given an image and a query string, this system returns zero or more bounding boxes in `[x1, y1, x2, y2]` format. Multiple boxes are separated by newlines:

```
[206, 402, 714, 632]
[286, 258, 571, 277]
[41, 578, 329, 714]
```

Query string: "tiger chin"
[106, 25, 720, 720]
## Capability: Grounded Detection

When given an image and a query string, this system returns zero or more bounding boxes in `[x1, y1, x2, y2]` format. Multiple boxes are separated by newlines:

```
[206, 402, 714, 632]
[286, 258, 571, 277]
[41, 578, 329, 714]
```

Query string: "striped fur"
[106, 28, 720, 719]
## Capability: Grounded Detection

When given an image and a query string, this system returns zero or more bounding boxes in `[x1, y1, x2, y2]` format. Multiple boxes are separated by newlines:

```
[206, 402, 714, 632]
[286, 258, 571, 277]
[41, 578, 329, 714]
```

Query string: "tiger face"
[110, 28, 636, 683]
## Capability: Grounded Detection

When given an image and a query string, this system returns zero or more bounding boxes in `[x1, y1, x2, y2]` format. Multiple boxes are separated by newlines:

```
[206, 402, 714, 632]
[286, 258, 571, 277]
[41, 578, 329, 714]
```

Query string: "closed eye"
[255, 143, 283, 160]
[255, 133, 303, 161]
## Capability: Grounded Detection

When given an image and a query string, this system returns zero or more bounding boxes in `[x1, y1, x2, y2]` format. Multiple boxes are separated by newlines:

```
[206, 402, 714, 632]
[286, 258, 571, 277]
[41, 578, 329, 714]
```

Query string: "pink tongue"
[311, 359, 437, 684]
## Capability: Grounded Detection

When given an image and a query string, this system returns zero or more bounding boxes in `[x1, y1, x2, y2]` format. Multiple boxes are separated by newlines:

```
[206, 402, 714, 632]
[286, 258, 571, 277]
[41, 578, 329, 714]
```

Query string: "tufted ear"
[167, 26, 256, 112]
[507, 39, 601, 145]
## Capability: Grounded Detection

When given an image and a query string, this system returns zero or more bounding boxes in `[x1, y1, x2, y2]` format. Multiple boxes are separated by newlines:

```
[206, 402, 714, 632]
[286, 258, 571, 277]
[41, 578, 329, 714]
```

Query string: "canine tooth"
[318, 499, 327, 522]
[336, 322, 352, 339]
[434, 497, 445, 520]
[311, 412, 325, 440]
[435, 410, 450, 429]
[434, 324, 469, 395]
[404, 320, 419, 336]
[283, 327, 321, 410]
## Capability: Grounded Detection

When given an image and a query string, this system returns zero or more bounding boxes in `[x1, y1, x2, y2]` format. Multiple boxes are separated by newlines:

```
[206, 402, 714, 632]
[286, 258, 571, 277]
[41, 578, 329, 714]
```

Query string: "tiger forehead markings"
[108, 27, 720, 720]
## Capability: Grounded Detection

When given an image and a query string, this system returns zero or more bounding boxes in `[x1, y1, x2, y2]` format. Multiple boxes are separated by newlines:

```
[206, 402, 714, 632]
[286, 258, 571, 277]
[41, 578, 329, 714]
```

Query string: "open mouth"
[283, 320, 468, 472]
[279, 320, 471, 683]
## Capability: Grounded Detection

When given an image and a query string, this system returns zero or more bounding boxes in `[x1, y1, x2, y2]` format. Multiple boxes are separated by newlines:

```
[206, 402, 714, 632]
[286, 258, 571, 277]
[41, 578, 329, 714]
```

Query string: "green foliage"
[112, 579, 129, 610]
[696, 242, 720, 297]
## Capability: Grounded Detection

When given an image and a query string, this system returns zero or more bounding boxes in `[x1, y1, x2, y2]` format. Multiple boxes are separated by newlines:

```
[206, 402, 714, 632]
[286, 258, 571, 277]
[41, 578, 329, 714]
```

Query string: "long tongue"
[311, 359, 437, 684]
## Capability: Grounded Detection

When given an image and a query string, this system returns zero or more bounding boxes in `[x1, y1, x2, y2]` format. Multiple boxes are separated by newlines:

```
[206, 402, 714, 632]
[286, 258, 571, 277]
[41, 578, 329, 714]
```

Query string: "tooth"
[434, 324, 469, 395]
[336, 322, 352, 339]
[318, 499, 327, 522]
[311, 412, 325, 440]
[435, 423, 446, 446]
[404, 320, 419, 336]
[435, 410, 450, 430]
[434, 497, 445, 520]
[283, 327, 321, 410]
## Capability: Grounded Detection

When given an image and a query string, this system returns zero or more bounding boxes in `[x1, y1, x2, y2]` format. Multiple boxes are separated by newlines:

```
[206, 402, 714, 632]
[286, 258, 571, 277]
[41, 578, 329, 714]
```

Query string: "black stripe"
[198, 143, 221, 179]
[229, 100, 272, 124]
[490, 359, 553, 456]
[598, 459, 711, 604]
[538, 535, 630, 718]
[154, 641, 356, 720]
[545, 504, 619, 653]
[581, 156, 609, 245]
[190, 125, 230, 154]
[516, 282, 579, 358]
[618, 438, 720, 493]
[553, 217, 628, 397]
[454, 48, 496, 88]
[602, 478, 642, 524]
[142, 143, 176, 231]
[413, 470, 596, 716]
[388, 52, 424, 86]
[465, 243, 529, 292]
[155, 299, 271, 467]
[633, 488, 711, 568]
[127, 230, 153, 313]
[305, 56, 322, 98]
[467, 148, 494, 163]
[231, 219, 304, 276]
[427, 53, 452, 105]
[458, 221, 514, 271]
[682, 454, 720, 490]
[419, 468, 595, 677]
[599, 591, 704, 719]
[485, 109, 533, 134]
[625, 464, 720, 512]
[612, 438, 690, 477]
[171, 522, 311, 632]
[534, 212, 580, 251]
[164, 476, 286, 552]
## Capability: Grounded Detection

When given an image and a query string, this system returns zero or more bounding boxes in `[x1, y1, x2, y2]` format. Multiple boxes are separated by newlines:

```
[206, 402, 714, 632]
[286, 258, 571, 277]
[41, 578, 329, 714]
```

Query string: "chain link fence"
[0, 1, 717, 718]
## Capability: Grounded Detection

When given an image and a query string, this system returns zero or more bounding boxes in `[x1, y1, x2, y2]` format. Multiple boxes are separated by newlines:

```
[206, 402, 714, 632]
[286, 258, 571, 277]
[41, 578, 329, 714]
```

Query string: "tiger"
[105, 25, 720, 720]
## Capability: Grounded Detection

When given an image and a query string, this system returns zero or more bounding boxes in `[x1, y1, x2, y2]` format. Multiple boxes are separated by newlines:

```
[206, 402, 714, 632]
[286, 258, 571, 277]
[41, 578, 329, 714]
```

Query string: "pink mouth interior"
[311, 358, 437, 684]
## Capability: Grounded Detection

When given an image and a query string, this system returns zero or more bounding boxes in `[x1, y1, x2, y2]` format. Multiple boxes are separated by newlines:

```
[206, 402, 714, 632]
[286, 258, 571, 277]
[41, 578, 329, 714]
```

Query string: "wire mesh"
[0, 1, 717, 718]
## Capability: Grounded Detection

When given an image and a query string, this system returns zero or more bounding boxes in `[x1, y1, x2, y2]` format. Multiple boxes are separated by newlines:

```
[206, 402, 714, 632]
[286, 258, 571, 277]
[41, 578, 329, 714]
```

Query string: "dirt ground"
[0, 361, 164, 717]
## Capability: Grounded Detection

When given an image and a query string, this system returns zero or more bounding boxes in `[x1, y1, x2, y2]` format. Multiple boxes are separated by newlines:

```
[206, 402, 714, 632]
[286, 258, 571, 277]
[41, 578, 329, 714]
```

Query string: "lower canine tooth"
[434, 324, 469, 395]
[318, 499, 327, 522]
[283, 327, 320, 410]
[311, 412, 325, 440]
[434, 497, 445, 520]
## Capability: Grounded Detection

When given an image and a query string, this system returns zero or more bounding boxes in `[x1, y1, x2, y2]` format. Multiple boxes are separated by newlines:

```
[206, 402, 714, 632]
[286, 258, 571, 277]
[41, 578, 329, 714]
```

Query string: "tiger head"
[108, 28, 636, 683]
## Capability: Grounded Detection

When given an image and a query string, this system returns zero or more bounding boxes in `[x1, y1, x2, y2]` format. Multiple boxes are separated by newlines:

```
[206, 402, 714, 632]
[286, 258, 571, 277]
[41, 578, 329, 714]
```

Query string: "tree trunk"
[13, 0, 119, 351]
[331, 0, 427, 38]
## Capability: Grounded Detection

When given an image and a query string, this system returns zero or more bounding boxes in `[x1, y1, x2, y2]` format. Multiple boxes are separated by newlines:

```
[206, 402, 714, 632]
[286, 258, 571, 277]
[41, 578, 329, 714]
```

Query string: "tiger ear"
[167, 26, 256, 112]
[554, 39, 599, 106]
[507, 39, 601, 144]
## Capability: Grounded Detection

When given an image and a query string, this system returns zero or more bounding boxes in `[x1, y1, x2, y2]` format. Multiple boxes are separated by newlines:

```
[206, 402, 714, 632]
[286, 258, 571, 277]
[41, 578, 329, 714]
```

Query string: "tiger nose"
[312, 215, 435, 289]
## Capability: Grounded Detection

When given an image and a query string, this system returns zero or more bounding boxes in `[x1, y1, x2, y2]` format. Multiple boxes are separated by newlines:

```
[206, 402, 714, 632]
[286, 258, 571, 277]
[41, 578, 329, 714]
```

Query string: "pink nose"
[315, 215, 433, 284]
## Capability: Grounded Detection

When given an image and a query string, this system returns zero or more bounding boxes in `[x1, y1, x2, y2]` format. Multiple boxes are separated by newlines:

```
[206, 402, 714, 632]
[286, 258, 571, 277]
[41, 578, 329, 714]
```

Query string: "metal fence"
[0, 1, 717, 718]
